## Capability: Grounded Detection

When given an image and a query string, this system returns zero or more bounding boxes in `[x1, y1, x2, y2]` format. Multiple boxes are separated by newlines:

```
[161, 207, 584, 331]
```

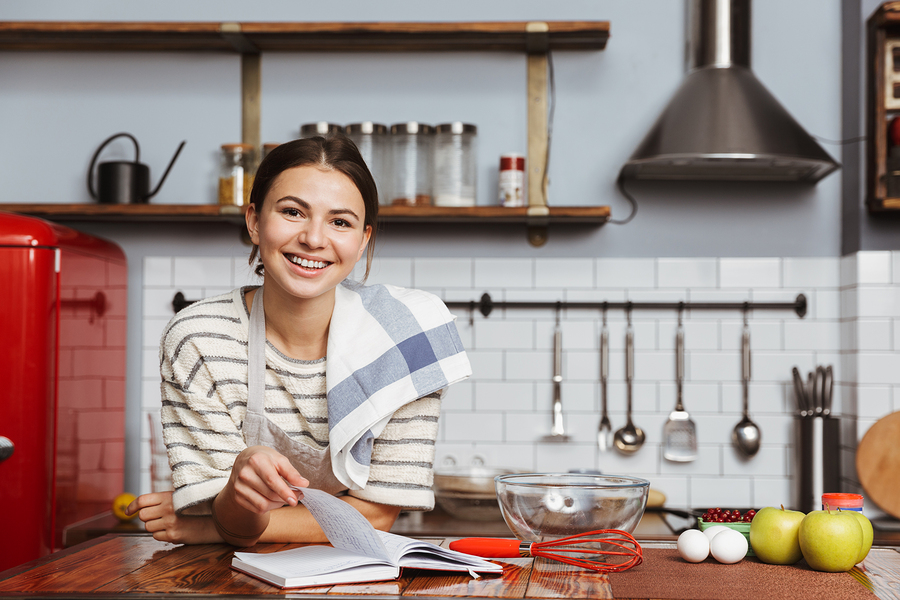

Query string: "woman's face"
[246, 165, 371, 304]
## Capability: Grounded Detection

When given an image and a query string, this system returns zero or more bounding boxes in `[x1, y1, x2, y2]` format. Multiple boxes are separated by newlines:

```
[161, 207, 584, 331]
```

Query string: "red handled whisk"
[449, 529, 643, 573]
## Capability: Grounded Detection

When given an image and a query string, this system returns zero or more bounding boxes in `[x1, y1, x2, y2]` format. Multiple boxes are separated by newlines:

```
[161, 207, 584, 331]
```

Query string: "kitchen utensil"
[663, 312, 698, 462]
[614, 310, 645, 454]
[450, 530, 643, 573]
[856, 410, 900, 519]
[792, 366, 810, 418]
[597, 308, 612, 451]
[87, 132, 185, 204]
[433, 464, 516, 522]
[813, 366, 825, 417]
[543, 307, 571, 442]
[732, 316, 761, 457]
[822, 365, 833, 417]
[494, 473, 650, 541]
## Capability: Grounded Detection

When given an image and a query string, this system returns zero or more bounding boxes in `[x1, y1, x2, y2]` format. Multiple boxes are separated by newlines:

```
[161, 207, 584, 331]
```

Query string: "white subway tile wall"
[137, 253, 900, 516]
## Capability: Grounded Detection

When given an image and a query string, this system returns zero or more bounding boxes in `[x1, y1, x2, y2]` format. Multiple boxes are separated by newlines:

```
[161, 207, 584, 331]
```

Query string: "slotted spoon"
[663, 315, 697, 462]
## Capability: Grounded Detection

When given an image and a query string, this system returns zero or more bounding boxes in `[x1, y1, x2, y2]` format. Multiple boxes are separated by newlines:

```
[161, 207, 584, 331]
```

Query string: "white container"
[499, 153, 526, 207]
[433, 122, 477, 207]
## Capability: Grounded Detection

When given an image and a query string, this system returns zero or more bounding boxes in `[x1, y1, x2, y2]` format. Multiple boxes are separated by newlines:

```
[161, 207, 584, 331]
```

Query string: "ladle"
[614, 307, 645, 454]
[732, 311, 761, 457]
[597, 306, 613, 451]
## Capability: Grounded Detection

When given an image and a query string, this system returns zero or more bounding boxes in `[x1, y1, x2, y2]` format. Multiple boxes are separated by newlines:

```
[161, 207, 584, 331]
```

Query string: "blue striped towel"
[327, 280, 471, 490]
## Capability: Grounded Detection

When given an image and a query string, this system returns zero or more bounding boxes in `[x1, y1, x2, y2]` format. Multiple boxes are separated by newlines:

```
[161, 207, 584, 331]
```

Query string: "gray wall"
[2, 0, 889, 492]
[2, 0, 849, 259]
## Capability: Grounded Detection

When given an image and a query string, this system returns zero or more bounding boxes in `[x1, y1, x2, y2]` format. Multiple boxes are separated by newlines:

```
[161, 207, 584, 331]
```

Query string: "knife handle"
[449, 538, 524, 558]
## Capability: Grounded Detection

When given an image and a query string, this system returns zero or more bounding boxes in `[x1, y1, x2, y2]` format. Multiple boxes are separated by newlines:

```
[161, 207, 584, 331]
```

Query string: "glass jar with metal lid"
[218, 143, 255, 206]
[299, 122, 343, 138]
[260, 142, 281, 163]
[346, 122, 390, 205]
[390, 121, 434, 206]
[433, 122, 477, 207]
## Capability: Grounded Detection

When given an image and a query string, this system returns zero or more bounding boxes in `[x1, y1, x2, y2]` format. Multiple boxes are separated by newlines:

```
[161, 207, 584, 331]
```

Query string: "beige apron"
[240, 286, 347, 496]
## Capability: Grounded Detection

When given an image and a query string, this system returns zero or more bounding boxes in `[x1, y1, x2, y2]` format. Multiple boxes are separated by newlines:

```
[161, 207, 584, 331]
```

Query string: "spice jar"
[346, 122, 390, 205]
[433, 122, 477, 207]
[218, 143, 255, 206]
[499, 153, 526, 207]
[261, 143, 281, 162]
[300, 122, 342, 138]
[390, 122, 433, 206]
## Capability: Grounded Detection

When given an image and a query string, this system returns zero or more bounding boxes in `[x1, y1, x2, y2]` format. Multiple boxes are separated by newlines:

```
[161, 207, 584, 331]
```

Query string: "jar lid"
[436, 122, 477, 134]
[822, 493, 864, 508]
[262, 142, 281, 150]
[391, 121, 434, 135]
[221, 143, 254, 151]
[299, 121, 342, 137]
[346, 122, 387, 135]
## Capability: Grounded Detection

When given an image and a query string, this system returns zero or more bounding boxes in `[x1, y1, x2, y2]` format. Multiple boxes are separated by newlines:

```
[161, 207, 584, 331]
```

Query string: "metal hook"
[468, 300, 475, 327]
[742, 302, 750, 326]
[626, 301, 633, 326]
[677, 301, 684, 327]
[555, 301, 561, 326]
[602, 301, 608, 326]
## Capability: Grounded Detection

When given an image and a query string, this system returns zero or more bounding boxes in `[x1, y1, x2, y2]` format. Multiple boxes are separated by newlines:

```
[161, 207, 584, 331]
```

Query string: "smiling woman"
[127, 136, 472, 547]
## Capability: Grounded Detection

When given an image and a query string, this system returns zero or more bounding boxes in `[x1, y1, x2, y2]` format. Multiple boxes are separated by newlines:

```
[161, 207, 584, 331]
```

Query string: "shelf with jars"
[0, 20, 612, 244]
[868, 4, 900, 211]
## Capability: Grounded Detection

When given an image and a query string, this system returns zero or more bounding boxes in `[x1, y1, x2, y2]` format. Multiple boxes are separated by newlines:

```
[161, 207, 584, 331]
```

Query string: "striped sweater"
[159, 287, 442, 515]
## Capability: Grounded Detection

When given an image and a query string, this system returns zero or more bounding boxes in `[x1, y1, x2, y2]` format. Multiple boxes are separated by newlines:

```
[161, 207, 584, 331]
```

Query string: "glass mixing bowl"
[495, 473, 650, 542]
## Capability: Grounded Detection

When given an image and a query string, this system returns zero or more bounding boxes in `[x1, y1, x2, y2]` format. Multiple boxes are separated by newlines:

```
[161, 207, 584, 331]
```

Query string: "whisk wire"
[529, 530, 642, 572]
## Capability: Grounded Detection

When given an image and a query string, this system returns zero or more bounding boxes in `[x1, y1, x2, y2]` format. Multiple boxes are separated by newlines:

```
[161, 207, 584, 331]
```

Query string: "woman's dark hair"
[247, 134, 379, 281]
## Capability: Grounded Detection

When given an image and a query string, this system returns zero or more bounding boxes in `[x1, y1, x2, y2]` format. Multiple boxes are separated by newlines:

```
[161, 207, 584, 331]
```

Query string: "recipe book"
[230, 487, 503, 589]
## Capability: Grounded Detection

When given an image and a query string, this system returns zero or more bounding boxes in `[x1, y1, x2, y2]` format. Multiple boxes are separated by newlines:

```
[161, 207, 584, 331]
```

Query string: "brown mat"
[608, 548, 876, 600]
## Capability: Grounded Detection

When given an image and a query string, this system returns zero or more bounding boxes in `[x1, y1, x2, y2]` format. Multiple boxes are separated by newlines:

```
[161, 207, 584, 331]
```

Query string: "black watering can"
[87, 132, 186, 204]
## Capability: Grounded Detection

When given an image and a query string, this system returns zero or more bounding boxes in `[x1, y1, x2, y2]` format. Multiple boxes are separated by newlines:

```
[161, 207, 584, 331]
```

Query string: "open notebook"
[231, 487, 503, 589]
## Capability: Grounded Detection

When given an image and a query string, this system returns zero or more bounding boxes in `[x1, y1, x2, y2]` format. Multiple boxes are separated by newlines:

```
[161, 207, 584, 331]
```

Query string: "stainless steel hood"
[620, 0, 839, 183]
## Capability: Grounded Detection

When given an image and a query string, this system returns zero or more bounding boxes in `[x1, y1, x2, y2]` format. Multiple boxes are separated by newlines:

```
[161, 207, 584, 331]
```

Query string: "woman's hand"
[126, 492, 222, 545]
[227, 445, 310, 514]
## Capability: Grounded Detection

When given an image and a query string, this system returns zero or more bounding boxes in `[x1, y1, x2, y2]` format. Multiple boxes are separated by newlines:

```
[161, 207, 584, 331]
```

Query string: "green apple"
[847, 511, 874, 564]
[798, 508, 863, 572]
[749, 505, 805, 565]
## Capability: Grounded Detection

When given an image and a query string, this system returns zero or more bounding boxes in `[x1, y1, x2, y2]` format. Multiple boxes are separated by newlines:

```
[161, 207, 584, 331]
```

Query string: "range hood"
[620, 0, 839, 183]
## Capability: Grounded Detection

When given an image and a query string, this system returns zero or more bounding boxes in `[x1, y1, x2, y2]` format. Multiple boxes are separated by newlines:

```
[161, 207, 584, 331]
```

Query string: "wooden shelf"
[867, 4, 900, 211]
[0, 203, 611, 225]
[0, 20, 611, 244]
[0, 21, 610, 53]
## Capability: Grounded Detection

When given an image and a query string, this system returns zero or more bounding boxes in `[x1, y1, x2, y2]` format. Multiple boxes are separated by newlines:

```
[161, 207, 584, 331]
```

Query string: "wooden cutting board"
[856, 410, 900, 519]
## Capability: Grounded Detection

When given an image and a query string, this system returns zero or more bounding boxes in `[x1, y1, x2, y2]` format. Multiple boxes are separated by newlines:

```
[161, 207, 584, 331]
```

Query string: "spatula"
[663, 314, 698, 462]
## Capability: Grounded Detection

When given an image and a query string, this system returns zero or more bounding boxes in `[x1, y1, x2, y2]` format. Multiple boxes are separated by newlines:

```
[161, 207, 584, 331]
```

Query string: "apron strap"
[247, 286, 266, 415]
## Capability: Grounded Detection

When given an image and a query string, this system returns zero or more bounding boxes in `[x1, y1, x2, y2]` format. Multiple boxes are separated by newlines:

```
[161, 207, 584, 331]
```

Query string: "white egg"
[677, 529, 710, 563]
[709, 528, 748, 564]
[702, 525, 731, 542]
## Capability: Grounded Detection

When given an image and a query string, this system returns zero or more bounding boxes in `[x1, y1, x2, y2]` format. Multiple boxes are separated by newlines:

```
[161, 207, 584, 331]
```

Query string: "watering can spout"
[146, 140, 186, 200]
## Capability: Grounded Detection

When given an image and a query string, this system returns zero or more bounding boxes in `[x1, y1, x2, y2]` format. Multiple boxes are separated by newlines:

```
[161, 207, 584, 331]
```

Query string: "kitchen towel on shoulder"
[327, 280, 471, 490]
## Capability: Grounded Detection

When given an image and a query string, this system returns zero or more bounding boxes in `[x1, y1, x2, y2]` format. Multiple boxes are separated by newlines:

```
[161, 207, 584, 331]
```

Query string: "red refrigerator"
[0, 211, 127, 572]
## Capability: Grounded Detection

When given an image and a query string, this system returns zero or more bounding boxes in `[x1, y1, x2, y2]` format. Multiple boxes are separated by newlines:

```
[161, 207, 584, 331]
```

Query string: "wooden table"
[1, 534, 899, 600]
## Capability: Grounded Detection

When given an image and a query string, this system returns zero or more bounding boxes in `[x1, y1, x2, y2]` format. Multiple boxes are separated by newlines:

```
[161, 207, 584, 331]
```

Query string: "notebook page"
[234, 545, 392, 578]
[294, 487, 392, 563]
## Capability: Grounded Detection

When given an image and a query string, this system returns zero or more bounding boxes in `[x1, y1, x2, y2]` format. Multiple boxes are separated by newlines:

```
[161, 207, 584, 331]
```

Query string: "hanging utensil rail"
[172, 291, 806, 317]
[446, 293, 807, 321]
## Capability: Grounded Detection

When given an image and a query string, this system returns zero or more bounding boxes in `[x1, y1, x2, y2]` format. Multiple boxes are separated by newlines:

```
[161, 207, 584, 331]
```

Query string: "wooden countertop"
[1, 534, 898, 599]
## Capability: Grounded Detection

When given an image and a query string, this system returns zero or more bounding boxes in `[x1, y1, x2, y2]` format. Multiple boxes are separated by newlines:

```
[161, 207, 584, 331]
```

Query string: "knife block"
[795, 417, 841, 513]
